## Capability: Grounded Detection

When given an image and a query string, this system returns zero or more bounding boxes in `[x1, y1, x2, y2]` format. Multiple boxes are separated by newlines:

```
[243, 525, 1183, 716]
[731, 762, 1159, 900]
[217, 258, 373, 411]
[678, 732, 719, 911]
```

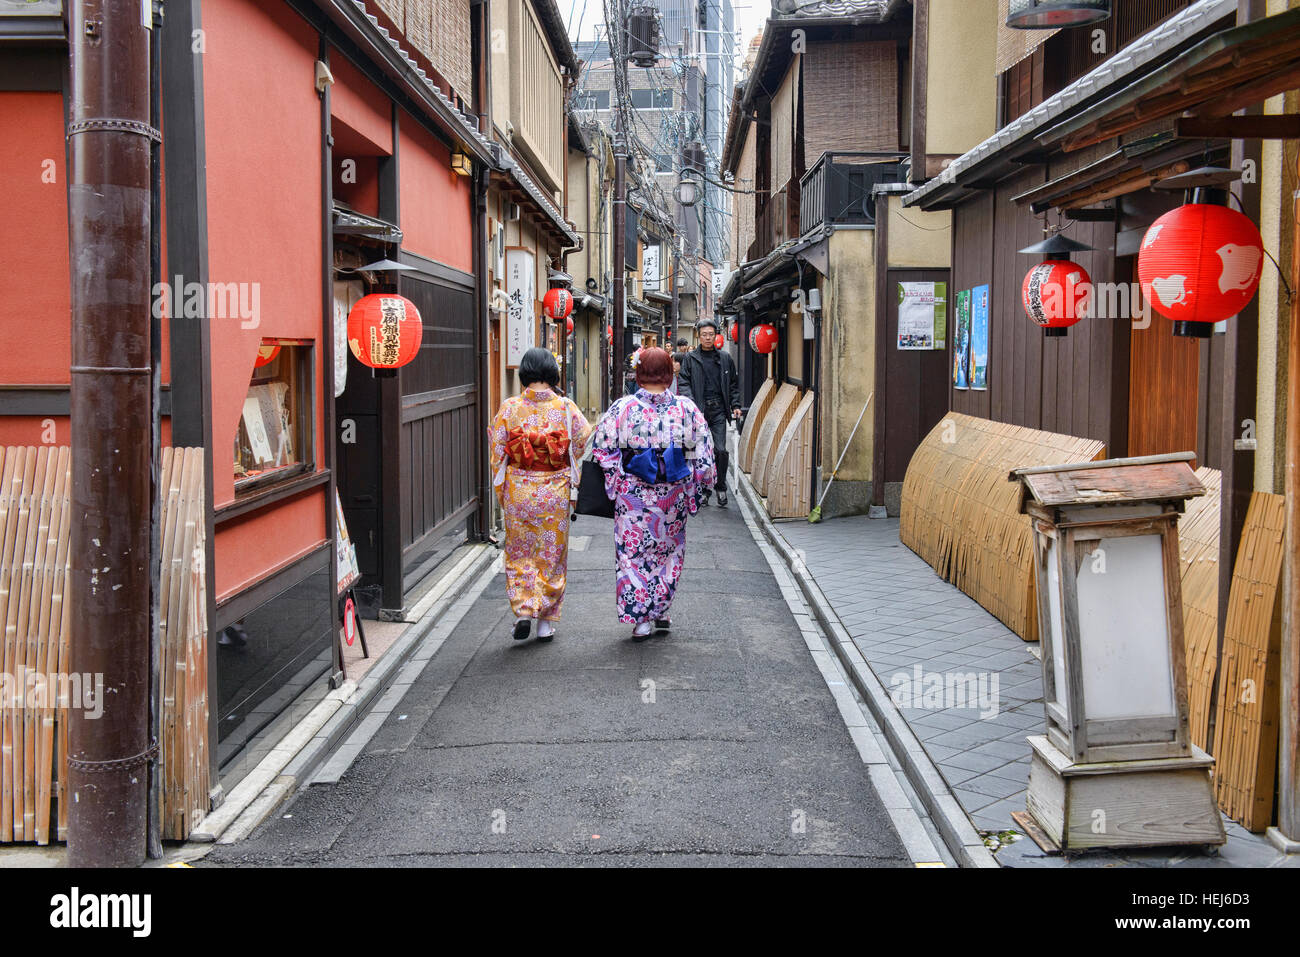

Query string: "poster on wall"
[335, 489, 361, 595]
[505, 247, 535, 368]
[953, 288, 971, 390]
[897, 281, 947, 350]
[970, 283, 989, 391]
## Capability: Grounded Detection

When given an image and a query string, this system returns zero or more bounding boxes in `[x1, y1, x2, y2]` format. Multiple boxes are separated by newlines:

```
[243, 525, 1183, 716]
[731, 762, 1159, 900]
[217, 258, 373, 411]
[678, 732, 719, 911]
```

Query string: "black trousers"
[707, 414, 729, 494]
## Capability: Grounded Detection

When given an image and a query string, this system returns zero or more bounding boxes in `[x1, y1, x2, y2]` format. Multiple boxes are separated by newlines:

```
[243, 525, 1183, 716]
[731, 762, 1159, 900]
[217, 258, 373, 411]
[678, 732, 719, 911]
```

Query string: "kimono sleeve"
[488, 399, 511, 503]
[688, 401, 717, 493]
[564, 399, 594, 459]
[591, 401, 626, 499]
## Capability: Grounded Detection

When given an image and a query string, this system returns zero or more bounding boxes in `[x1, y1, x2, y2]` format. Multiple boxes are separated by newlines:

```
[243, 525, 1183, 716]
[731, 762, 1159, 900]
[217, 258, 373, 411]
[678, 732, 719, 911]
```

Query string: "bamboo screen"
[899, 413, 1105, 641]
[0, 446, 208, 845]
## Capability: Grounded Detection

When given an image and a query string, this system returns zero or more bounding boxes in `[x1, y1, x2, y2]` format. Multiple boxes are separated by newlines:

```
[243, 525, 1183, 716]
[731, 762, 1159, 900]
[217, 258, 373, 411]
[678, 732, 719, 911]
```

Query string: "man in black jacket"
[677, 318, 741, 506]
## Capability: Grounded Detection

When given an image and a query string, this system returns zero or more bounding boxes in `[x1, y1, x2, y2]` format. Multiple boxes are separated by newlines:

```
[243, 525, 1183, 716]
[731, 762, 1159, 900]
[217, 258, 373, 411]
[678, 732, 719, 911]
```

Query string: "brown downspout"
[475, 0, 493, 540]
[871, 189, 889, 515]
[66, 0, 153, 867]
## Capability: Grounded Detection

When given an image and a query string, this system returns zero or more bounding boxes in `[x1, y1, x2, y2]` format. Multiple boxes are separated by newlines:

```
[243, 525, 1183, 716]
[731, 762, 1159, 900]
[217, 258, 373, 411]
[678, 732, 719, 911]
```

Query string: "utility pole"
[610, 2, 628, 406]
[66, 0, 154, 866]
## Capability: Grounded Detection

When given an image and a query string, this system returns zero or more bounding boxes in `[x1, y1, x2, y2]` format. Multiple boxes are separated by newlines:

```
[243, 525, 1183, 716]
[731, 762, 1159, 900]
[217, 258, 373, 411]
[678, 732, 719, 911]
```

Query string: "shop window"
[234, 339, 315, 493]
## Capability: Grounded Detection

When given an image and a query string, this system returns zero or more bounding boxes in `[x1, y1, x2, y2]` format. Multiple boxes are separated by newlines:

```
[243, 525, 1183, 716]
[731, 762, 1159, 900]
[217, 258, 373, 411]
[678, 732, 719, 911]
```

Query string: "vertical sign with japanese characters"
[505, 247, 535, 368]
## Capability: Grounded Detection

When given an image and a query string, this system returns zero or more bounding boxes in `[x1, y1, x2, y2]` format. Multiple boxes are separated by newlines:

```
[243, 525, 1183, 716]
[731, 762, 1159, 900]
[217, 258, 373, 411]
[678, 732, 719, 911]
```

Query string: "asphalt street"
[203, 498, 910, 867]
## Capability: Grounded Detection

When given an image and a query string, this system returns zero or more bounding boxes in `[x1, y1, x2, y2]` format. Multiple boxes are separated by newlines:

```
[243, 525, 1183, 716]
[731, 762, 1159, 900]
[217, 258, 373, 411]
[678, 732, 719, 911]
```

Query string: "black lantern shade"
[1007, 0, 1111, 29]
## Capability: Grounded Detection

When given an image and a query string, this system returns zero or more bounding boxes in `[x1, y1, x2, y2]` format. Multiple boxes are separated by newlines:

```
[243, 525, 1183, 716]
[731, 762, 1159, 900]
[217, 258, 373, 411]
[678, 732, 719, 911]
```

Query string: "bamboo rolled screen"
[0, 446, 208, 845]
[1212, 491, 1285, 831]
[899, 413, 1106, 641]
[1177, 466, 1222, 751]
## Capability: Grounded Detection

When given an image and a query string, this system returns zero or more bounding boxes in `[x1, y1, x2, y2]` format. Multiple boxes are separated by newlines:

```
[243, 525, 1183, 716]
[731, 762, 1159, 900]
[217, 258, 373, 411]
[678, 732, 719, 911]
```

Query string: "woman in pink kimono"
[590, 347, 716, 641]
[489, 348, 592, 642]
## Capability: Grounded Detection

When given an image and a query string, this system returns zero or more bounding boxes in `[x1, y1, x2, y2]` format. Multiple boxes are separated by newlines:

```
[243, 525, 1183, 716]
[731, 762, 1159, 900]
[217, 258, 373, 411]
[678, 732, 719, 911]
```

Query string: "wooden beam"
[1177, 114, 1300, 139]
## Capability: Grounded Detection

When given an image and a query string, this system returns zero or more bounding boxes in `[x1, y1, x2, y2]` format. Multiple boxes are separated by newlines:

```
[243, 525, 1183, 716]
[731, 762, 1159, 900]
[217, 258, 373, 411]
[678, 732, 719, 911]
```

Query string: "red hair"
[634, 347, 675, 387]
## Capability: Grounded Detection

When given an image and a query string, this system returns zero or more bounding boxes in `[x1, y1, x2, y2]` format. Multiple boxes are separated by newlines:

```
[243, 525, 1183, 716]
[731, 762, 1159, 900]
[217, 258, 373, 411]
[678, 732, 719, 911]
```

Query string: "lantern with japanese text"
[607, 323, 613, 340]
[565, 316, 574, 335]
[254, 342, 281, 368]
[1022, 260, 1092, 337]
[347, 294, 423, 369]
[749, 324, 778, 354]
[1137, 203, 1263, 338]
[543, 287, 574, 321]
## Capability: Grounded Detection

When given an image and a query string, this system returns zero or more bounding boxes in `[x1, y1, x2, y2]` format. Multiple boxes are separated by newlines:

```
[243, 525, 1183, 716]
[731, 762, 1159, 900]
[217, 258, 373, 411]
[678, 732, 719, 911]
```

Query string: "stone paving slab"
[779, 513, 1299, 868]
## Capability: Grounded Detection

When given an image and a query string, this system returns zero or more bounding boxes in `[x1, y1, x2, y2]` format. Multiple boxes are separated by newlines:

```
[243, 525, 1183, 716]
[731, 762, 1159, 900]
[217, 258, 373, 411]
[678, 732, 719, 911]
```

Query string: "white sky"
[565, 1, 771, 61]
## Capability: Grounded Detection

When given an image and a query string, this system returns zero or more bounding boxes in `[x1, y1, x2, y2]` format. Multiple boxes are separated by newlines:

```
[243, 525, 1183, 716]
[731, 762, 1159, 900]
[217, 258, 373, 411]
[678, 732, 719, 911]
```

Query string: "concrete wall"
[1253, 0, 1299, 494]
[925, 0, 998, 160]
[885, 196, 951, 269]
[817, 229, 877, 514]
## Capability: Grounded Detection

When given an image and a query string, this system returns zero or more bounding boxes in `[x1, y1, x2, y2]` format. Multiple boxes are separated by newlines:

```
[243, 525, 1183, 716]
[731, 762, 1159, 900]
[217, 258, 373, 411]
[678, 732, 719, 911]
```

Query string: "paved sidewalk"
[200, 501, 915, 866]
[778, 514, 1299, 867]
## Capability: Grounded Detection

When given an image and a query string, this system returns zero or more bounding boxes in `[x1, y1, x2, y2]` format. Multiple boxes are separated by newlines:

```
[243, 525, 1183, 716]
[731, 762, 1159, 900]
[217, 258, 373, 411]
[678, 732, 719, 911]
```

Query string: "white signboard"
[643, 244, 661, 292]
[506, 248, 535, 368]
[333, 279, 363, 397]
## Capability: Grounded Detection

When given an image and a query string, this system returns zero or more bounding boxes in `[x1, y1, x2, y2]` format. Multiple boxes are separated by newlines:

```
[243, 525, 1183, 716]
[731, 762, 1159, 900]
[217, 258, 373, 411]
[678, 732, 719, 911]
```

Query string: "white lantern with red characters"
[749, 324, 778, 354]
[1137, 202, 1263, 338]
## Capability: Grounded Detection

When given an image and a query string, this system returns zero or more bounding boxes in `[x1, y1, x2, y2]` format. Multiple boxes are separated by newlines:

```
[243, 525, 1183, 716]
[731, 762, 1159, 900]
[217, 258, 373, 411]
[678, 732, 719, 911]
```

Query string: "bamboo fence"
[1177, 466, 1222, 751]
[0, 446, 207, 845]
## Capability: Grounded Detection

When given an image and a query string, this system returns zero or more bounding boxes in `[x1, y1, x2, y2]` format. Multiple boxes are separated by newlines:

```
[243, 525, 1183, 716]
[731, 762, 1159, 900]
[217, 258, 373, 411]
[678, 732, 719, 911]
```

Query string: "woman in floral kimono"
[489, 348, 592, 642]
[591, 347, 716, 640]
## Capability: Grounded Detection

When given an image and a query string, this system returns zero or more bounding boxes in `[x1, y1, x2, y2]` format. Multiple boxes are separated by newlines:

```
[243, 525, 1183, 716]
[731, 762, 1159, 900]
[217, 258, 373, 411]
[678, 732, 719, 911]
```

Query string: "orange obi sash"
[505, 427, 569, 472]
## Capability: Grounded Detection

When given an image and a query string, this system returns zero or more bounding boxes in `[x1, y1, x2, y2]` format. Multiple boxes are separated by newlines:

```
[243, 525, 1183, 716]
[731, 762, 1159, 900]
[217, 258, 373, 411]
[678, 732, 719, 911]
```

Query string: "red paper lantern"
[607, 324, 613, 340]
[565, 316, 574, 335]
[543, 287, 574, 320]
[1022, 260, 1091, 336]
[254, 342, 281, 368]
[347, 294, 423, 369]
[730, 322, 738, 343]
[749, 324, 778, 354]
[1138, 203, 1263, 336]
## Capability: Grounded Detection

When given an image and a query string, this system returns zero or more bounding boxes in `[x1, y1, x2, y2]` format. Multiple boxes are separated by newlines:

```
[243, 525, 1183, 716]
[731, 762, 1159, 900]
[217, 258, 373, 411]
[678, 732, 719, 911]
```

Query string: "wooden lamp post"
[1010, 452, 1226, 851]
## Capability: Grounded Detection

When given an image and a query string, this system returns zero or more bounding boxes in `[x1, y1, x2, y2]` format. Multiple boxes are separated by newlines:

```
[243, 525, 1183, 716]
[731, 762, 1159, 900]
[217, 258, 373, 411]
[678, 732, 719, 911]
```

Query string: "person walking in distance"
[676, 318, 741, 507]
[590, 348, 716, 641]
[488, 348, 592, 642]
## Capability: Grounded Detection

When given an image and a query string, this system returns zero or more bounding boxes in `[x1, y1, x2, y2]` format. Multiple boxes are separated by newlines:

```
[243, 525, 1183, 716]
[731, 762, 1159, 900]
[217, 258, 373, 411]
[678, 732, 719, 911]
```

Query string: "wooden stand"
[1025, 735, 1224, 851]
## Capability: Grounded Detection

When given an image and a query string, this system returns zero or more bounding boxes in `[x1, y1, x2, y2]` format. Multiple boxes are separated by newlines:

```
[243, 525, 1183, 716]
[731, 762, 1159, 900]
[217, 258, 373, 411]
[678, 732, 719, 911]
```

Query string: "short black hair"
[675, 337, 688, 348]
[519, 347, 560, 389]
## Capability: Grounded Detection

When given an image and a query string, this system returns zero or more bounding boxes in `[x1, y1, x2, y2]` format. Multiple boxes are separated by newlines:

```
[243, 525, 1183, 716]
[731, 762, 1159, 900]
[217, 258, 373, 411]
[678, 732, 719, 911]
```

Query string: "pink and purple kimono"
[591, 388, 716, 625]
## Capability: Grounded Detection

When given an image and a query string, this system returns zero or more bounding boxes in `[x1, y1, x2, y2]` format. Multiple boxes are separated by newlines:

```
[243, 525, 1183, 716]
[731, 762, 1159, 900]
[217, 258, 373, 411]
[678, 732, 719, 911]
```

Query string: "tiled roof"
[772, 0, 895, 18]
[904, 0, 1236, 208]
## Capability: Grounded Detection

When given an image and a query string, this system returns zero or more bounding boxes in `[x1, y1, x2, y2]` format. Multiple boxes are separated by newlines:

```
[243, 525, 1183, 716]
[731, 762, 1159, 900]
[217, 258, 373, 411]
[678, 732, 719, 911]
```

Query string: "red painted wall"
[330, 55, 392, 155]
[204, 0, 327, 598]
[214, 487, 327, 602]
[398, 109, 472, 272]
[0, 92, 70, 385]
[0, 416, 171, 449]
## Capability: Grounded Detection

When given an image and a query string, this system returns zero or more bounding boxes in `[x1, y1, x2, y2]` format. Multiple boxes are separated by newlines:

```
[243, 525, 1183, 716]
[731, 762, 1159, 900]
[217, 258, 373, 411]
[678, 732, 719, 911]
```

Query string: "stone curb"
[737, 476, 999, 868]
[188, 543, 499, 845]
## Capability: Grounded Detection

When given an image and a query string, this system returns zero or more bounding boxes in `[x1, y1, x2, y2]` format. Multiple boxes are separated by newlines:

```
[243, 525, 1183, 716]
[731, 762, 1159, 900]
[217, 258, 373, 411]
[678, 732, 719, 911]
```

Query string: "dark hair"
[675, 337, 688, 348]
[635, 347, 674, 388]
[519, 347, 560, 389]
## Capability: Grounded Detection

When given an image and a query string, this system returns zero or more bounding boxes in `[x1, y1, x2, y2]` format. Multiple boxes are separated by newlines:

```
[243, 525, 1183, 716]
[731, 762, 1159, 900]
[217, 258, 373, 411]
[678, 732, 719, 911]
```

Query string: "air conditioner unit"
[627, 8, 660, 68]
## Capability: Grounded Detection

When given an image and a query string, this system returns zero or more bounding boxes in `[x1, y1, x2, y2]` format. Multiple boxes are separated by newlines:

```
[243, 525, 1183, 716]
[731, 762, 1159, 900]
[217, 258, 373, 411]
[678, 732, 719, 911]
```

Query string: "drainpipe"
[474, 164, 492, 540]
[66, 0, 153, 867]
